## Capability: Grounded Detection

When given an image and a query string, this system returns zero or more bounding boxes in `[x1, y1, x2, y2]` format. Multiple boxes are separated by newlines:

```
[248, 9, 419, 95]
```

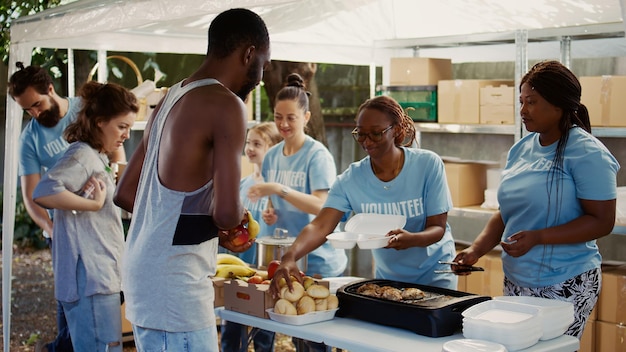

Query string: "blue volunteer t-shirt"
[499, 127, 620, 288]
[324, 147, 457, 289]
[262, 135, 347, 278]
[19, 97, 82, 176]
[236, 175, 275, 265]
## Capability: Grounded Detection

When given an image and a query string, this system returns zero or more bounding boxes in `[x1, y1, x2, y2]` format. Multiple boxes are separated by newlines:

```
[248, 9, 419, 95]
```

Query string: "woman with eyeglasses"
[269, 95, 457, 300]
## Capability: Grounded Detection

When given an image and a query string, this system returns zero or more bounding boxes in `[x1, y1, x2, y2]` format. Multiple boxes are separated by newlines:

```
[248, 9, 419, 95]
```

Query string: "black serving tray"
[336, 279, 491, 337]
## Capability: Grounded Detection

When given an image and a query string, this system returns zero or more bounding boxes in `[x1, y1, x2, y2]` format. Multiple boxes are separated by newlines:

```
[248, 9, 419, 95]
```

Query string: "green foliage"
[1, 0, 63, 64]
[0, 185, 47, 250]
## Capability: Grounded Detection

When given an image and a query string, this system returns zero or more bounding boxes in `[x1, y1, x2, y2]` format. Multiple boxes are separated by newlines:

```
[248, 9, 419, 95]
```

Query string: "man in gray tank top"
[114, 8, 271, 352]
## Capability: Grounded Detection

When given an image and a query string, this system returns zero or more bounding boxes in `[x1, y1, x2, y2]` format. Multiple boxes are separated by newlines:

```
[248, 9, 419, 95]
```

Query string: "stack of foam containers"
[462, 300, 543, 351]
[617, 186, 626, 224]
[481, 168, 502, 210]
[494, 296, 574, 340]
[462, 297, 575, 351]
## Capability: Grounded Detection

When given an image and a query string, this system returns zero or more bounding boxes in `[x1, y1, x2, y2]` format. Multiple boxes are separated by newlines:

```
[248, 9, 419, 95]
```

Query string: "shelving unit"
[415, 122, 626, 138]
[403, 23, 626, 237]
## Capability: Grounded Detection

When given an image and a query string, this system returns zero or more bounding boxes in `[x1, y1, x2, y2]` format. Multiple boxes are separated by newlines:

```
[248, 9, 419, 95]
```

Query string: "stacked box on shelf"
[442, 157, 489, 207]
[580, 76, 626, 127]
[376, 85, 437, 122]
[390, 57, 452, 86]
[480, 84, 515, 124]
[438, 80, 513, 124]
[594, 264, 626, 351]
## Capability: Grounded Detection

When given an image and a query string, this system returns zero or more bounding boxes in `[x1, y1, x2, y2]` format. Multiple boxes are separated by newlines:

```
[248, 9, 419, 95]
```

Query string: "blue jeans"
[46, 238, 73, 352]
[60, 258, 122, 352]
[221, 320, 275, 352]
[132, 325, 219, 352]
[45, 300, 73, 352]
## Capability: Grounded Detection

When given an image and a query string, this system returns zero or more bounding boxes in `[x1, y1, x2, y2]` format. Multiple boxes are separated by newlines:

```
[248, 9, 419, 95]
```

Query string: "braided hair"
[356, 95, 416, 147]
[520, 60, 590, 226]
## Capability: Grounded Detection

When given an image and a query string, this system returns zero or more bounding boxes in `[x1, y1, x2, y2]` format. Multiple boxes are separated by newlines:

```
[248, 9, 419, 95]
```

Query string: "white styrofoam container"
[617, 187, 626, 224]
[493, 296, 574, 340]
[442, 339, 508, 352]
[326, 232, 359, 249]
[266, 308, 338, 325]
[462, 300, 542, 351]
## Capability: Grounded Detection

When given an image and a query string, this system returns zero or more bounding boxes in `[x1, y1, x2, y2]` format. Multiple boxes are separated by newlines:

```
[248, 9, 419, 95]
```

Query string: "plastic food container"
[356, 234, 390, 249]
[462, 300, 542, 351]
[493, 296, 574, 340]
[326, 232, 359, 249]
[345, 213, 406, 235]
[442, 339, 508, 352]
[266, 308, 338, 325]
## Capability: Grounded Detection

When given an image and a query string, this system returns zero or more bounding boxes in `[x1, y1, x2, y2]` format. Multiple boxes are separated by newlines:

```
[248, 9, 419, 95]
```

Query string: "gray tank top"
[123, 78, 221, 332]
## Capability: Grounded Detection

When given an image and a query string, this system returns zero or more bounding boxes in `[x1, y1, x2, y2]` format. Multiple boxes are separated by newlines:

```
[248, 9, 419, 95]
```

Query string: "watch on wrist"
[280, 186, 290, 198]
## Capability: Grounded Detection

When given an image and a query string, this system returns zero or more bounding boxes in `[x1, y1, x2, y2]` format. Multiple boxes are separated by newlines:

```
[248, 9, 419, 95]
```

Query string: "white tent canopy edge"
[4, 0, 626, 350]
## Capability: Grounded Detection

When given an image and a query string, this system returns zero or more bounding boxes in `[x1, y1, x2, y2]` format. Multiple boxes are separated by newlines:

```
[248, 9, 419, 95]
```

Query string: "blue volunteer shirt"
[19, 97, 82, 176]
[262, 135, 347, 278]
[499, 127, 619, 288]
[325, 147, 457, 289]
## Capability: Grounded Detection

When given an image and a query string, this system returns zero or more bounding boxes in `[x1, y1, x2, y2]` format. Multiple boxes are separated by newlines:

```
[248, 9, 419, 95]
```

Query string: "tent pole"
[3, 44, 29, 352]
[67, 49, 76, 97]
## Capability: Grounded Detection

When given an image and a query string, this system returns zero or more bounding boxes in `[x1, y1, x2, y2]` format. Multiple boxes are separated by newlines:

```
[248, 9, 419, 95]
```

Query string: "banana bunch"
[217, 253, 248, 266]
[215, 253, 256, 279]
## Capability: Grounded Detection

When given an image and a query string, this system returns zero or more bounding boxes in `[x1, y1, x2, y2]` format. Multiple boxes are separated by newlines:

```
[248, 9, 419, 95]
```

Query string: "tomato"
[267, 260, 281, 279]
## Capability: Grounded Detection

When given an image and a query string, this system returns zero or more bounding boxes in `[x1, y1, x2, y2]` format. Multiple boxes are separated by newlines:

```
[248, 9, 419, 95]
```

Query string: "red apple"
[247, 275, 264, 284]
[267, 260, 281, 279]
[230, 225, 250, 246]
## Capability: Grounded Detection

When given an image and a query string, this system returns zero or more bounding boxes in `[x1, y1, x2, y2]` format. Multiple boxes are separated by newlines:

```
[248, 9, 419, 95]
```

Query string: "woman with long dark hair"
[454, 60, 620, 339]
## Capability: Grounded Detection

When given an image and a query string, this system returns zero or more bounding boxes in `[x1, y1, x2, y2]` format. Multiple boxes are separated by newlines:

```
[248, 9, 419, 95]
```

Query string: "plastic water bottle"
[71, 183, 96, 215]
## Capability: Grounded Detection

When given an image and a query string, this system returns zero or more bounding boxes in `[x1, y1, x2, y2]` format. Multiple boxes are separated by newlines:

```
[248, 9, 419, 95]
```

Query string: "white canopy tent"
[4, 0, 626, 349]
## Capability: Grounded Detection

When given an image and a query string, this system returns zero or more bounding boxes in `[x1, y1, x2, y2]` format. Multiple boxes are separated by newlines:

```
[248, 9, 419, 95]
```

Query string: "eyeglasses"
[351, 125, 393, 143]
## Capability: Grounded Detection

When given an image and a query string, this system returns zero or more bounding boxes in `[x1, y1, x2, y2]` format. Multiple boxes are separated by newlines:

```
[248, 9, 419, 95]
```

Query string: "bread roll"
[296, 295, 316, 315]
[280, 282, 305, 302]
[274, 298, 297, 315]
[306, 284, 330, 299]
[314, 297, 328, 311]
[327, 294, 339, 310]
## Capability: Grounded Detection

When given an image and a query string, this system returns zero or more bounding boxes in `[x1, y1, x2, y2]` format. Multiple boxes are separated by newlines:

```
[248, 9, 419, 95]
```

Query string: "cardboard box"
[598, 265, 626, 324]
[120, 302, 134, 342]
[224, 279, 275, 318]
[438, 80, 513, 124]
[443, 158, 488, 207]
[460, 250, 503, 297]
[480, 85, 515, 124]
[580, 76, 626, 127]
[595, 320, 626, 352]
[224, 279, 331, 319]
[580, 319, 595, 352]
[480, 85, 515, 106]
[213, 277, 226, 308]
[390, 58, 452, 86]
[480, 105, 515, 125]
